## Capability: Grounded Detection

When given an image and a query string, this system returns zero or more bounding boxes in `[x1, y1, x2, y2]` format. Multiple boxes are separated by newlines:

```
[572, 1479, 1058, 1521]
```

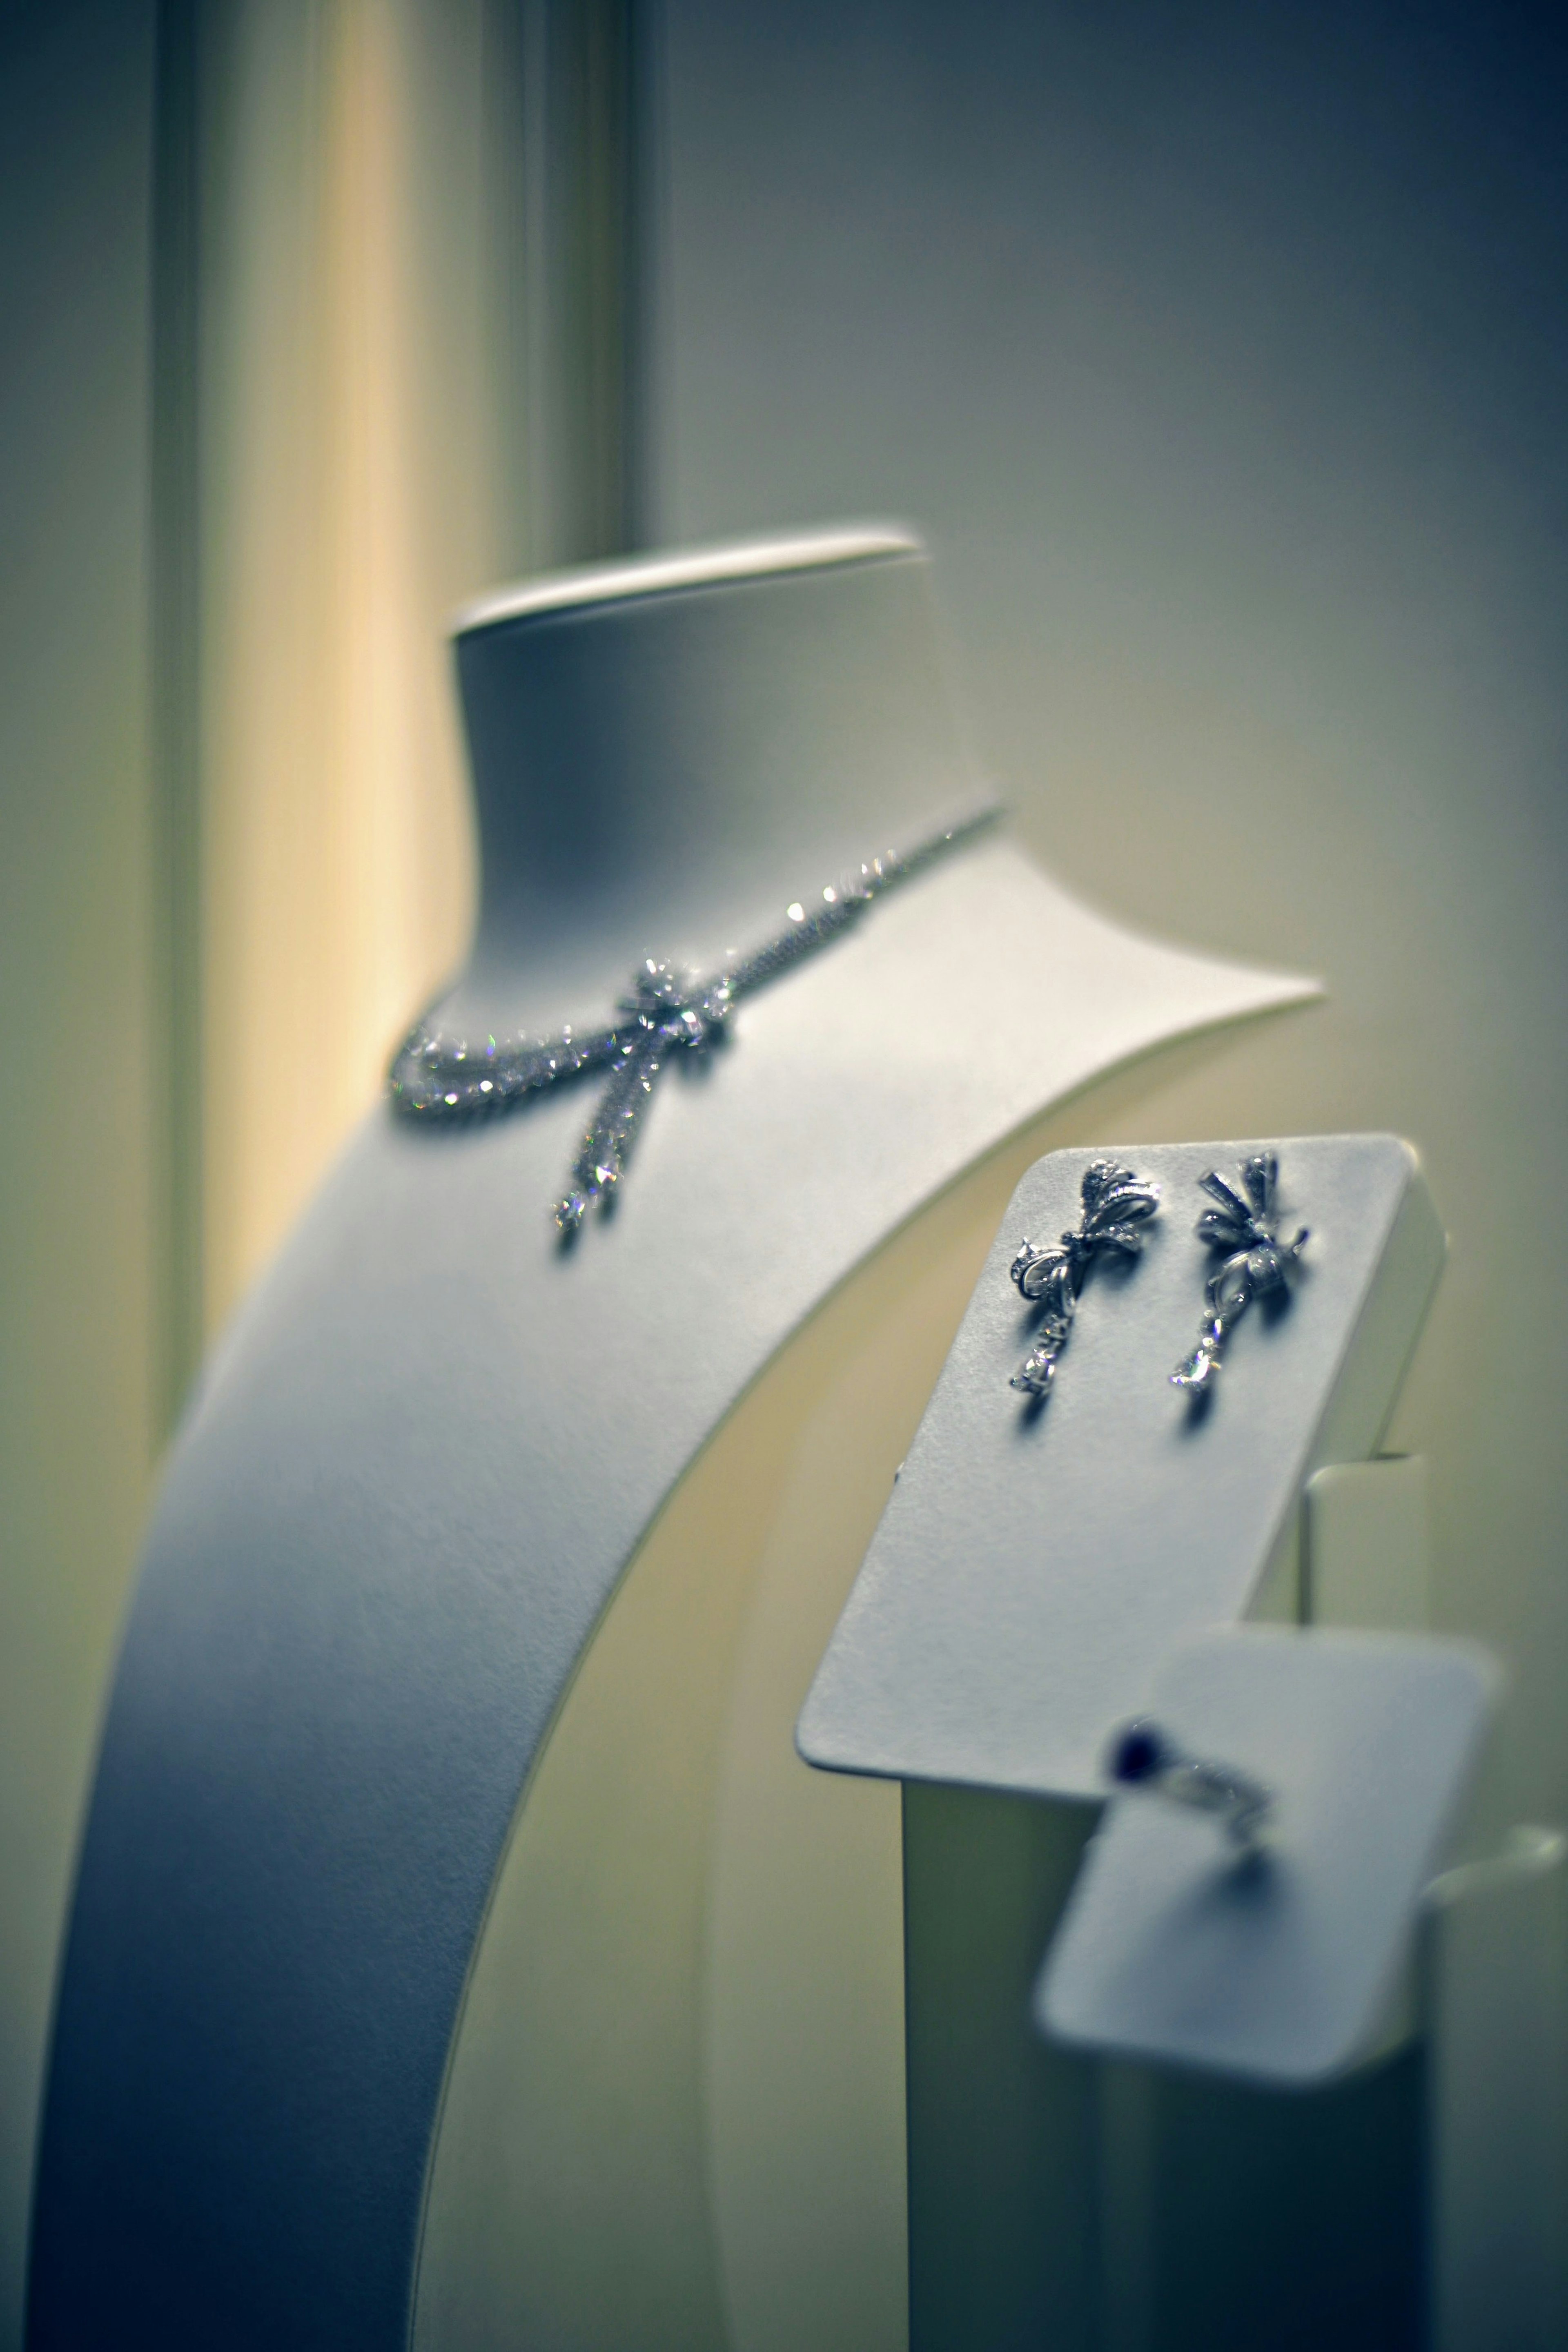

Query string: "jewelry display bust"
[28, 528, 1312, 2352]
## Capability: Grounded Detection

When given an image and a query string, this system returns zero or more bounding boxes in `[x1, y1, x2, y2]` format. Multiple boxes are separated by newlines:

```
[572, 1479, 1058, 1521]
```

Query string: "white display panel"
[799, 1133, 1444, 1801]
[1037, 1625, 1497, 2085]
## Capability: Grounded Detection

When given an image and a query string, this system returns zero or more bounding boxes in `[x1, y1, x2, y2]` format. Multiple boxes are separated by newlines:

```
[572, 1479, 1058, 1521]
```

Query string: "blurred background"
[1, 1, 1565, 2343]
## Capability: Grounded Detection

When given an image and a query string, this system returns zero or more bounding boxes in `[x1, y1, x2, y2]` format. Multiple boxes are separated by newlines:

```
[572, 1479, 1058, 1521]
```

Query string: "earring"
[1171, 1151, 1307, 1395]
[1010, 1159, 1160, 1396]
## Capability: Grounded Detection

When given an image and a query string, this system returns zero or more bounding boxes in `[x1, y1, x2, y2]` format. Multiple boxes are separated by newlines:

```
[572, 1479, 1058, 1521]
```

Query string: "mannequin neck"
[447, 529, 979, 1028]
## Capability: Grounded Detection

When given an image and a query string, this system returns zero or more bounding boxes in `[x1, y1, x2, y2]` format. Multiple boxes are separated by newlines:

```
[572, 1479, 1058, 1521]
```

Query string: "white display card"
[797, 1134, 1443, 1801]
[1037, 1626, 1498, 2085]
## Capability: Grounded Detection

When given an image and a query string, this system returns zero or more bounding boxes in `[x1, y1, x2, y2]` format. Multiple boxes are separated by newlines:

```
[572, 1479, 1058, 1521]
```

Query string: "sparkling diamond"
[554, 1191, 588, 1234]
[387, 805, 1001, 1242]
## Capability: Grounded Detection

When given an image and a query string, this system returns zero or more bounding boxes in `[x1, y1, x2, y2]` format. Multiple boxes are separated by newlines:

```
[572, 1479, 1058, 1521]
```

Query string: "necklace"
[388, 802, 1002, 1237]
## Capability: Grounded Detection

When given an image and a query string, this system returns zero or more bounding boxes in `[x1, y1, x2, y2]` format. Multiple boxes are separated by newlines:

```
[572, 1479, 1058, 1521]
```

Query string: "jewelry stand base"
[897, 1459, 1344, 2352]
[904, 1456, 1568, 2352]
[1426, 1825, 1568, 2352]
[903, 1784, 1098, 2351]
[1087, 1819, 1568, 2352]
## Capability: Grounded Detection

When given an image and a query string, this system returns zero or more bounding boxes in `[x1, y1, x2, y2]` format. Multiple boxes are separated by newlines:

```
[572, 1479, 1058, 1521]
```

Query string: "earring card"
[796, 1134, 1443, 1801]
[1035, 1626, 1497, 2084]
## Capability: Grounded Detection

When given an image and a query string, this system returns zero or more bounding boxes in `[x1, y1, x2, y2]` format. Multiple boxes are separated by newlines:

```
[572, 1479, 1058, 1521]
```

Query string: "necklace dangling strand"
[388, 802, 1003, 1239]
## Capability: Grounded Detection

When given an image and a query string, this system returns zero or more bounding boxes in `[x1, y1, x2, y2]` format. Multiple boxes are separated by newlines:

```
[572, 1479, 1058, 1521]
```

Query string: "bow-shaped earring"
[1171, 1151, 1308, 1396]
[1009, 1159, 1161, 1398]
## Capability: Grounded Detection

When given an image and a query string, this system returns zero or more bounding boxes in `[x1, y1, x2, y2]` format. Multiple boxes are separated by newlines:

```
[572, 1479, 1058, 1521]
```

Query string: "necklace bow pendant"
[552, 961, 733, 1235]
[386, 804, 1000, 1242]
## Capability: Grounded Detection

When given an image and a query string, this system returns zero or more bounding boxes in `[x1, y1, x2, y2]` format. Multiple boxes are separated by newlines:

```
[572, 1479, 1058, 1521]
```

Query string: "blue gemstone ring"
[1106, 1717, 1274, 1849]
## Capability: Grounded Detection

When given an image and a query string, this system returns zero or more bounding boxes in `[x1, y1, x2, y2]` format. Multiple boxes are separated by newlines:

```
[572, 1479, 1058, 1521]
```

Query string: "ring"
[1105, 1717, 1274, 1849]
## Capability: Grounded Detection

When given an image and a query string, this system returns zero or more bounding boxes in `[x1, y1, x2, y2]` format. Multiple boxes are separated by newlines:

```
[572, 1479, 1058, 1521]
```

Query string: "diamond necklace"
[388, 801, 1002, 1237]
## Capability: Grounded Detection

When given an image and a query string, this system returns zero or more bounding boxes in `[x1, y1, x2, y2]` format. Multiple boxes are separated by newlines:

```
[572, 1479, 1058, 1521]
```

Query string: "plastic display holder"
[1041, 1635, 1568, 2352]
[799, 1133, 1445, 1799]
[1038, 1627, 1498, 2086]
[797, 1132, 1446, 2352]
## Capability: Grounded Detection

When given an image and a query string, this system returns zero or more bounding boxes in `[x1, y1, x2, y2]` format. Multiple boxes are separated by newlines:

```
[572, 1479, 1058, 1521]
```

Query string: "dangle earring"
[1009, 1159, 1160, 1397]
[1171, 1151, 1307, 1396]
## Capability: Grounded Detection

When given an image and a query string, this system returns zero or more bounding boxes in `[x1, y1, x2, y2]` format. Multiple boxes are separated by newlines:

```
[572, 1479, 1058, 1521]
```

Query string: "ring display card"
[1037, 1626, 1497, 2084]
[797, 1134, 1443, 1801]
